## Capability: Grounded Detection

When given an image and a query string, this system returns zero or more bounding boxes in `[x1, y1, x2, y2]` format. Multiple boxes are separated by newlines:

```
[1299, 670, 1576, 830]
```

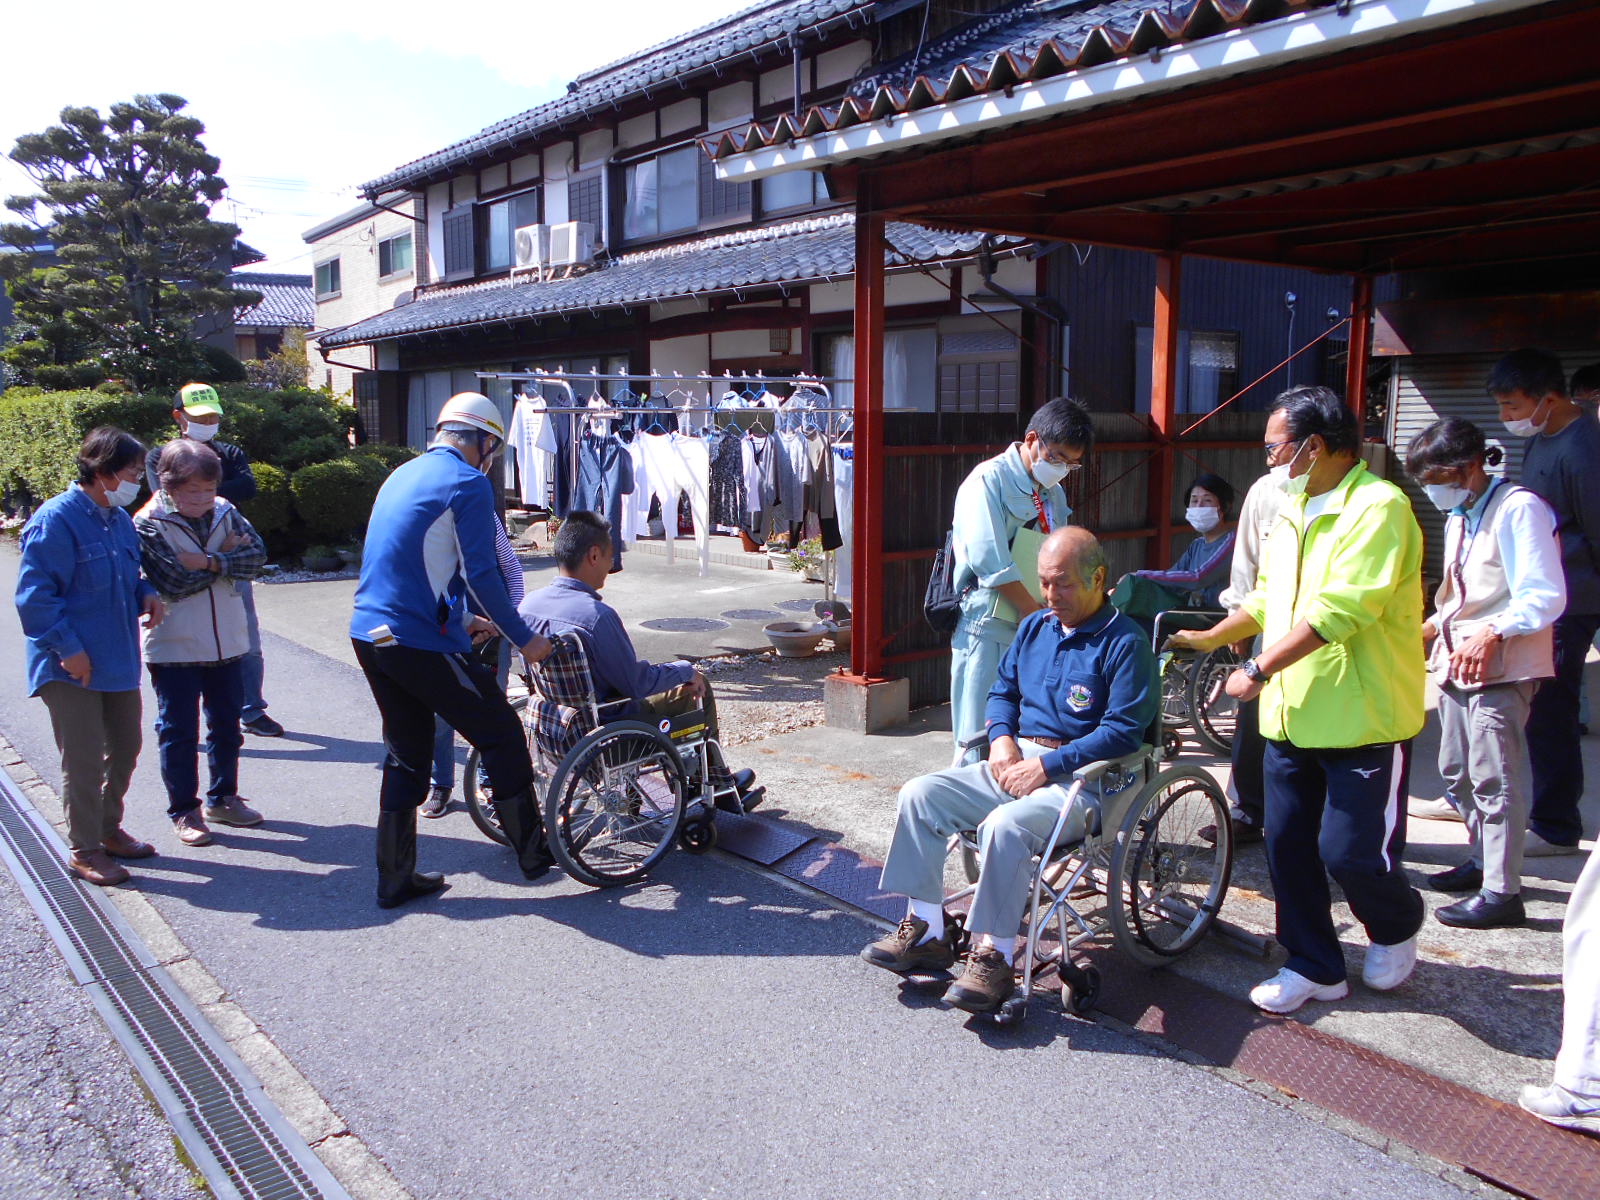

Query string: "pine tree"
[0, 93, 258, 389]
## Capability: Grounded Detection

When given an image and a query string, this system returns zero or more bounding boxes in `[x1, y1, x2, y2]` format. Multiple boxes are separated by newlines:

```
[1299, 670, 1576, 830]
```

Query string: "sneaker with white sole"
[1518, 1084, 1600, 1136]
[1361, 936, 1418, 991]
[1408, 796, 1463, 823]
[1249, 968, 1348, 1014]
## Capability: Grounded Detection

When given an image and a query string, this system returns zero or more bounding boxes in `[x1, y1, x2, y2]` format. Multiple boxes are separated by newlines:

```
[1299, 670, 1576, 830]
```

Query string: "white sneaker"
[1518, 1084, 1600, 1135]
[1362, 936, 1418, 991]
[1408, 796, 1463, 823]
[1523, 831, 1584, 858]
[1249, 968, 1349, 1014]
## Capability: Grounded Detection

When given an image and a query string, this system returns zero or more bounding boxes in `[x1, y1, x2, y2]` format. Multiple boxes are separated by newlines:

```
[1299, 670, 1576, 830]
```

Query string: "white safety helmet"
[435, 392, 506, 441]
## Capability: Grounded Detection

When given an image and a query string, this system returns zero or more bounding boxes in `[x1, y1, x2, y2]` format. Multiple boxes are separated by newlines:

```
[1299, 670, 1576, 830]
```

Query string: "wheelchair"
[1153, 608, 1241, 757]
[463, 632, 740, 888]
[939, 724, 1234, 1026]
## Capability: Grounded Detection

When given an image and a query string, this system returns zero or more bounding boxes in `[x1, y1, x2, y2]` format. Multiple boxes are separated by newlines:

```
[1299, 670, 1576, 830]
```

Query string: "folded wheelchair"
[941, 722, 1234, 1026]
[1153, 608, 1241, 757]
[463, 632, 738, 888]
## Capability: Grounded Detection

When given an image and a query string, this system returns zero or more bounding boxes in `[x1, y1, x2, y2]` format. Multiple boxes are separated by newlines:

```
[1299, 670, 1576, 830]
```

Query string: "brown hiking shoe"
[69, 849, 130, 887]
[202, 796, 263, 828]
[944, 947, 1016, 1013]
[860, 915, 958, 974]
[172, 812, 214, 847]
[102, 828, 156, 859]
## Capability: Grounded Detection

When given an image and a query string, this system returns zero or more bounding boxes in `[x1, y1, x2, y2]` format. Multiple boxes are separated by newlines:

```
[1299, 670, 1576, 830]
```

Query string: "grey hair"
[156, 439, 222, 492]
[1071, 537, 1107, 588]
[432, 425, 479, 452]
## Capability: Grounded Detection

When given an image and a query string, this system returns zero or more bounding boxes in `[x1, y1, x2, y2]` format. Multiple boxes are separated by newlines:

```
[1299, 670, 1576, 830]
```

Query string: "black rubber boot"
[496, 787, 556, 881]
[376, 809, 449, 909]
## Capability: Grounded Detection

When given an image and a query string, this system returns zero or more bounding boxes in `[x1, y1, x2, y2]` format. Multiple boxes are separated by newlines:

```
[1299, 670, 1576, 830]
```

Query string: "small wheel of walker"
[464, 696, 529, 847]
[542, 720, 687, 887]
[992, 994, 1028, 1027]
[677, 816, 717, 854]
[1060, 964, 1101, 1016]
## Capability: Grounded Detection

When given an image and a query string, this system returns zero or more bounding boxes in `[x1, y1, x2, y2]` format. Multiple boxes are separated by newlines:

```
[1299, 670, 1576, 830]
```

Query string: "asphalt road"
[0, 544, 1479, 1200]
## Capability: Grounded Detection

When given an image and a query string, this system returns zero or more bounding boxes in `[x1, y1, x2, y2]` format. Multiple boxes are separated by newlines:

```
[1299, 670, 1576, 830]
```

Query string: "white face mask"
[1031, 457, 1071, 489]
[184, 420, 219, 443]
[1279, 440, 1313, 497]
[1502, 401, 1547, 439]
[1186, 506, 1221, 533]
[105, 479, 141, 507]
[1423, 482, 1474, 513]
[1268, 464, 1292, 491]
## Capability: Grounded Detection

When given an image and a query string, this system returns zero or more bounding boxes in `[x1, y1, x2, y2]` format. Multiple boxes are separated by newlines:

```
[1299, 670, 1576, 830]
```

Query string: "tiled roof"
[711, 0, 1340, 159]
[319, 214, 1015, 348]
[231, 272, 315, 329]
[360, 0, 872, 196]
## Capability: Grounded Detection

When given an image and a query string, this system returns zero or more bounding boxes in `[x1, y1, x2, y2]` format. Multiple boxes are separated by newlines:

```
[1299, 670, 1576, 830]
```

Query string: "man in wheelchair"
[862, 527, 1158, 1013]
[519, 511, 762, 813]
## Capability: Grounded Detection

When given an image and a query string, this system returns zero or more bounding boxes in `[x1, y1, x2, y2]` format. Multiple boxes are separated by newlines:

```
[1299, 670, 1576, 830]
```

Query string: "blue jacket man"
[349, 393, 553, 907]
[865, 527, 1155, 1015]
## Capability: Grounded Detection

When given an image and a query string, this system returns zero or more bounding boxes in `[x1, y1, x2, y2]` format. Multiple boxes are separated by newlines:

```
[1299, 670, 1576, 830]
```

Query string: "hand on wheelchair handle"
[519, 633, 553, 664]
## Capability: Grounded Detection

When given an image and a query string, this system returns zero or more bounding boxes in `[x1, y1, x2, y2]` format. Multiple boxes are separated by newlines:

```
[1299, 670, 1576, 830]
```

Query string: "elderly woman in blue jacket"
[15, 427, 165, 886]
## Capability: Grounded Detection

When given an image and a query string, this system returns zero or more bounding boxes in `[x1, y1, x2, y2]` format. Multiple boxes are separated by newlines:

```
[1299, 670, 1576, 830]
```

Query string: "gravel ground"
[694, 644, 841, 746]
[0, 865, 204, 1200]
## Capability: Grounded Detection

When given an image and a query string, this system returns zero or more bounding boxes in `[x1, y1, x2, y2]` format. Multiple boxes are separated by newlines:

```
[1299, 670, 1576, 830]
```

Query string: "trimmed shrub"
[290, 456, 386, 542]
[349, 443, 418, 471]
[240, 462, 292, 542]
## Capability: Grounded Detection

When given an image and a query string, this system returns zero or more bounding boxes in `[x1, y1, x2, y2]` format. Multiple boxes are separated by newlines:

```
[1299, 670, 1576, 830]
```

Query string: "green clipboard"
[992, 525, 1047, 623]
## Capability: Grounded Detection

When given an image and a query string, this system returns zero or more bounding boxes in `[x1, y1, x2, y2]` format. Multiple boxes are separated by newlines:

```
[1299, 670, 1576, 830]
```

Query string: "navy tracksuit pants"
[1264, 738, 1425, 985]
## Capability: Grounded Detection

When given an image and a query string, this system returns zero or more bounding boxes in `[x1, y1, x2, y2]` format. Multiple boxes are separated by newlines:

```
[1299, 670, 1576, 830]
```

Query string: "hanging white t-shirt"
[506, 394, 558, 508]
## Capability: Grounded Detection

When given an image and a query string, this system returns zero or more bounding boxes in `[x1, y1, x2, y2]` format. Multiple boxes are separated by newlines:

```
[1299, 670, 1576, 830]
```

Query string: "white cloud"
[1, 0, 760, 268]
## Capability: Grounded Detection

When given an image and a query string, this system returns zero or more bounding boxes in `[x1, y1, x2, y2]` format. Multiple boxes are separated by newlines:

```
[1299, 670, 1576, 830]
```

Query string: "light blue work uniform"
[948, 444, 1071, 751]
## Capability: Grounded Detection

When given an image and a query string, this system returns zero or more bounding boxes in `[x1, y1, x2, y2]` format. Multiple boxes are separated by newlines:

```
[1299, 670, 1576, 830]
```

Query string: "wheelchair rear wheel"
[464, 696, 529, 847]
[1187, 645, 1241, 755]
[1107, 767, 1232, 967]
[542, 721, 688, 888]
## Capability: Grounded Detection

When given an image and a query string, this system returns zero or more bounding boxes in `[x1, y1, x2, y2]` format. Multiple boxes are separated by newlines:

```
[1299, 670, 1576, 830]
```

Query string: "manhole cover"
[777, 599, 820, 612]
[639, 617, 730, 633]
[720, 608, 783, 621]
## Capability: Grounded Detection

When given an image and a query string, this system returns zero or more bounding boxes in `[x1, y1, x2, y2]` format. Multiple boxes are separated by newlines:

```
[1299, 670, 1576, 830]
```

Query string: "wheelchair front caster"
[992, 995, 1028, 1027]
[677, 816, 717, 854]
[1161, 729, 1184, 760]
[1059, 963, 1101, 1016]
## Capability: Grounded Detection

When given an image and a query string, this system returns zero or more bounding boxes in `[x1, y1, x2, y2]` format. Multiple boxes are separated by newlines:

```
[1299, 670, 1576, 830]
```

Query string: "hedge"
[0, 385, 356, 505]
[289, 456, 388, 542]
[240, 461, 293, 541]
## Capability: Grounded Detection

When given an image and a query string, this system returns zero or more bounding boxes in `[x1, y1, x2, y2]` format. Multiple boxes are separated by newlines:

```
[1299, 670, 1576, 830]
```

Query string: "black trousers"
[1229, 695, 1265, 828]
[1527, 611, 1600, 847]
[353, 640, 533, 813]
[1263, 738, 1425, 985]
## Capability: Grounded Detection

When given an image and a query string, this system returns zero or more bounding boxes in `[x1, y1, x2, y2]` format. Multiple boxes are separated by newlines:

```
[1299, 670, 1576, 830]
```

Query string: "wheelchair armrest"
[957, 732, 990, 755]
[1072, 744, 1153, 783]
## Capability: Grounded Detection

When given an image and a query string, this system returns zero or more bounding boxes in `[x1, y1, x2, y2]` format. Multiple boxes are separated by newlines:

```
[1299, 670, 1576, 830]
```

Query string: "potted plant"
[302, 544, 342, 573]
[785, 537, 826, 582]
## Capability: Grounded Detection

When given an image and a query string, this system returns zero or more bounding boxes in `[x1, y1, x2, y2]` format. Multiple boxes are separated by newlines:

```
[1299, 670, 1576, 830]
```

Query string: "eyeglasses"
[1040, 452, 1083, 473]
[1263, 438, 1299, 463]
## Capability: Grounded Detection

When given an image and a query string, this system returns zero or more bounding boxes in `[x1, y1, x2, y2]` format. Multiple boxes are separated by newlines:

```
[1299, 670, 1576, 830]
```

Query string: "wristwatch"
[1240, 658, 1271, 683]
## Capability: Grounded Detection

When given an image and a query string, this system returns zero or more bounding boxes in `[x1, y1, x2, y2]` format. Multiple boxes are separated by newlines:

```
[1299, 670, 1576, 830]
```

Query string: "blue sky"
[1, 0, 758, 272]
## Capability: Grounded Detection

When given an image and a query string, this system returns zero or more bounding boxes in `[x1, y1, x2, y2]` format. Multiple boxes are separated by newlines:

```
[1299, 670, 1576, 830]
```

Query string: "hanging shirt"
[507, 394, 559, 509]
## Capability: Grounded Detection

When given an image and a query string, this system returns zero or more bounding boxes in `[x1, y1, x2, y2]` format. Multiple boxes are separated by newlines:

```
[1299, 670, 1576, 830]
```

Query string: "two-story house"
[302, 193, 423, 435]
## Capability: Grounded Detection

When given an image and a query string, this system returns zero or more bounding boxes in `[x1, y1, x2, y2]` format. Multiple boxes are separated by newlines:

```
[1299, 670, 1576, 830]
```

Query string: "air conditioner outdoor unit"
[513, 223, 548, 271]
[548, 221, 595, 270]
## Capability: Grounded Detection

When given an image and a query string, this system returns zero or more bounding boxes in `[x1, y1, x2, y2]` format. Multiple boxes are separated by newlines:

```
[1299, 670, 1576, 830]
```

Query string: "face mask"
[1186, 506, 1221, 533]
[105, 479, 140, 507]
[1280, 440, 1312, 497]
[1268, 464, 1292, 491]
[1423, 482, 1473, 513]
[184, 421, 219, 443]
[1502, 401, 1547, 439]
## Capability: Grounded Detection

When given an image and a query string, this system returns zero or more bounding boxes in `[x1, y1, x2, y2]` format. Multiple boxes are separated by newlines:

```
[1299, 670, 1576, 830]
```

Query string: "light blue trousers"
[878, 750, 1089, 940]
[949, 619, 1017, 752]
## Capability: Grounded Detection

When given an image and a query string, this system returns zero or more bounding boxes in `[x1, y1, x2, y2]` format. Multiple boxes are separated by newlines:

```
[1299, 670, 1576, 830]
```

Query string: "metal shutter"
[442, 206, 475, 280]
